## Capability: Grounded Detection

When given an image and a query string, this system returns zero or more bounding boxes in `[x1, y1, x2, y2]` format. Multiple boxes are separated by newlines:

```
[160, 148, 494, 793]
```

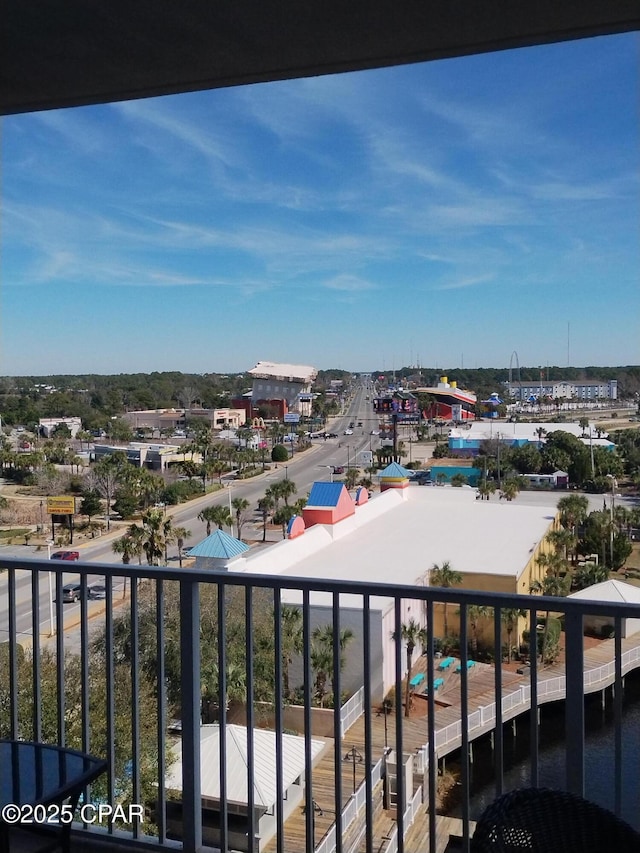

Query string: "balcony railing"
[1, 555, 640, 853]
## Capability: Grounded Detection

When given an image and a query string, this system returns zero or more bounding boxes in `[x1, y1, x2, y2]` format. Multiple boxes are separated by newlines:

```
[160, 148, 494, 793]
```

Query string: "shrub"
[271, 444, 289, 462]
[162, 480, 204, 505]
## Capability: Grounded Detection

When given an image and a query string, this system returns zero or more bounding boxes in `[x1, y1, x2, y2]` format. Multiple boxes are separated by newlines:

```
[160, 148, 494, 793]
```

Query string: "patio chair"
[470, 787, 640, 853]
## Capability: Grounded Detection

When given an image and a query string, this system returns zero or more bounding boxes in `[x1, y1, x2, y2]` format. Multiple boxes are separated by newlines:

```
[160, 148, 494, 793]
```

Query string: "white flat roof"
[248, 361, 317, 382]
[238, 487, 557, 610]
[450, 422, 608, 442]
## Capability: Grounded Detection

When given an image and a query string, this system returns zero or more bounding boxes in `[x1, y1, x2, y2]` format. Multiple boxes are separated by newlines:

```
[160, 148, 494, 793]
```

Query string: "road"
[0, 383, 378, 641]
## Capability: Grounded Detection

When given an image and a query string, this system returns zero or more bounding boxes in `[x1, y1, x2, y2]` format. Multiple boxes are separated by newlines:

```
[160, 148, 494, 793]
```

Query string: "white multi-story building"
[506, 379, 618, 402]
[248, 361, 317, 415]
[39, 417, 83, 438]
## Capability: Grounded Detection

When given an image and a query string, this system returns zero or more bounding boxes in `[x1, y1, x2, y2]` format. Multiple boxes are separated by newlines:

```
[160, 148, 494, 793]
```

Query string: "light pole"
[343, 746, 363, 794]
[227, 482, 234, 534]
[283, 465, 288, 480]
[346, 445, 351, 469]
[318, 465, 333, 483]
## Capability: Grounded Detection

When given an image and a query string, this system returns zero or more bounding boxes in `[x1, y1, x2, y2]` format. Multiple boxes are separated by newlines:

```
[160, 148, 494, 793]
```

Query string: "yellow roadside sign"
[46, 496, 76, 515]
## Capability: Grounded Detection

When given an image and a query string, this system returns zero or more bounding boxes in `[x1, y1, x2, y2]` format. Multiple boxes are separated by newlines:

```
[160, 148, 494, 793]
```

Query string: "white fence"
[340, 685, 365, 738]
[315, 757, 383, 853]
[384, 786, 423, 853]
[432, 640, 640, 756]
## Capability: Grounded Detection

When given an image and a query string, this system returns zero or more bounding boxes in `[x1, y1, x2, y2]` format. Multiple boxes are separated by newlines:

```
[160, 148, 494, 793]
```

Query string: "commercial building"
[247, 361, 317, 417]
[414, 377, 477, 421]
[93, 442, 182, 471]
[506, 379, 618, 402]
[447, 421, 615, 456]
[123, 408, 246, 433]
[39, 416, 82, 438]
[208, 481, 557, 700]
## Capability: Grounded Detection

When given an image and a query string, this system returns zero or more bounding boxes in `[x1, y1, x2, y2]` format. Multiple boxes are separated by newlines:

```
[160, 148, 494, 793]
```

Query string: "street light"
[227, 481, 234, 534]
[318, 465, 333, 483]
[343, 745, 363, 794]
[346, 445, 351, 469]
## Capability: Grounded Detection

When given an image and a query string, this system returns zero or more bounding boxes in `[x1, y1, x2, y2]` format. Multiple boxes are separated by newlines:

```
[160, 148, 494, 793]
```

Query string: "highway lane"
[0, 382, 376, 640]
[0, 562, 125, 642]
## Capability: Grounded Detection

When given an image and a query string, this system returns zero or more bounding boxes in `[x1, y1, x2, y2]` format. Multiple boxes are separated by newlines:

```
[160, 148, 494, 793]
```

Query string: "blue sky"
[2, 33, 638, 376]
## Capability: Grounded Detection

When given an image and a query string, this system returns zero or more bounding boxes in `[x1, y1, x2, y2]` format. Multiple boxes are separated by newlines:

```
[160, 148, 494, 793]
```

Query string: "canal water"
[459, 670, 640, 828]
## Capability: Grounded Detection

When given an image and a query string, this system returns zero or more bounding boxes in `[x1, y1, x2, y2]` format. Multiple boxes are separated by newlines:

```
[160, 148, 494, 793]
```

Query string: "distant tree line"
[0, 368, 353, 428]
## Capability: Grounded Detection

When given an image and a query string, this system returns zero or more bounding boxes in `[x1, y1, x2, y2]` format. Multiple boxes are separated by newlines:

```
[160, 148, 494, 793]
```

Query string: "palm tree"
[536, 550, 569, 579]
[211, 505, 232, 532]
[501, 608, 525, 662]
[572, 562, 609, 591]
[546, 527, 577, 565]
[172, 525, 191, 567]
[198, 504, 231, 535]
[231, 496, 250, 539]
[477, 479, 492, 501]
[392, 618, 427, 717]
[344, 468, 360, 490]
[430, 561, 463, 639]
[129, 508, 171, 566]
[310, 642, 333, 708]
[311, 625, 354, 704]
[112, 534, 137, 564]
[273, 505, 295, 539]
[112, 533, 139, 598]
[467, 605, 491, 656]
[280, 605, 303, 699]
[198, 506, 217, 536]
[257, 494, 274, 542]
[272, 478, 296, 506]
[209, 459, 228, 485]
[529, 574, 570, 664]
[557, 494, 589, 535]
[500, 477, 521, 501]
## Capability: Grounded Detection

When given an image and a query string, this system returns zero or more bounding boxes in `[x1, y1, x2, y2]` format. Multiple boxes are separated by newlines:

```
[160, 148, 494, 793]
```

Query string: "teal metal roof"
[307, 482, 344, 507]
[190, 529, 250, 559]
[379, 462, 411, 479]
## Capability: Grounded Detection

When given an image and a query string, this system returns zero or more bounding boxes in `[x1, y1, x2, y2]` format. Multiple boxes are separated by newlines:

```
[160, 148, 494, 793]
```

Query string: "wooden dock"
[265, 633, 640, 853]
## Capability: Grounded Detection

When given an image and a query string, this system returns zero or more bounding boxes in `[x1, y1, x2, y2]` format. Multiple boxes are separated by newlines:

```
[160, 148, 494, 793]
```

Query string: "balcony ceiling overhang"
[3, 0, 639, 116]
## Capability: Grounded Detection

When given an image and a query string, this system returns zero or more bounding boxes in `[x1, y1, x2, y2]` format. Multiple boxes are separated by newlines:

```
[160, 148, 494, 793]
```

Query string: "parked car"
[51, 550, 80, 561]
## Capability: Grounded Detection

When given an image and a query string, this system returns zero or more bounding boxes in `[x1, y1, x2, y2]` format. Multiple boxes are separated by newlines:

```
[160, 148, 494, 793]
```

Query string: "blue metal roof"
[307, 482, 345, 508]
[189, 529, 250, 559]
[379, 462, 411, 479]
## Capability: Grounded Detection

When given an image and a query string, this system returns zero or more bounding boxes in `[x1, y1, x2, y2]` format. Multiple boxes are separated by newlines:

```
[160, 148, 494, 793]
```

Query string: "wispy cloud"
[322, 274, 378, 292]
[433, 274, 494, 292]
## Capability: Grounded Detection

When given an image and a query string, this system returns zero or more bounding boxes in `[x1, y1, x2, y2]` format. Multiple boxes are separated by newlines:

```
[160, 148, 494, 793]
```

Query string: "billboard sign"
[46, 496, 76, 515]
[373, 397, 417, 414]
[284, 413, 300, 424]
